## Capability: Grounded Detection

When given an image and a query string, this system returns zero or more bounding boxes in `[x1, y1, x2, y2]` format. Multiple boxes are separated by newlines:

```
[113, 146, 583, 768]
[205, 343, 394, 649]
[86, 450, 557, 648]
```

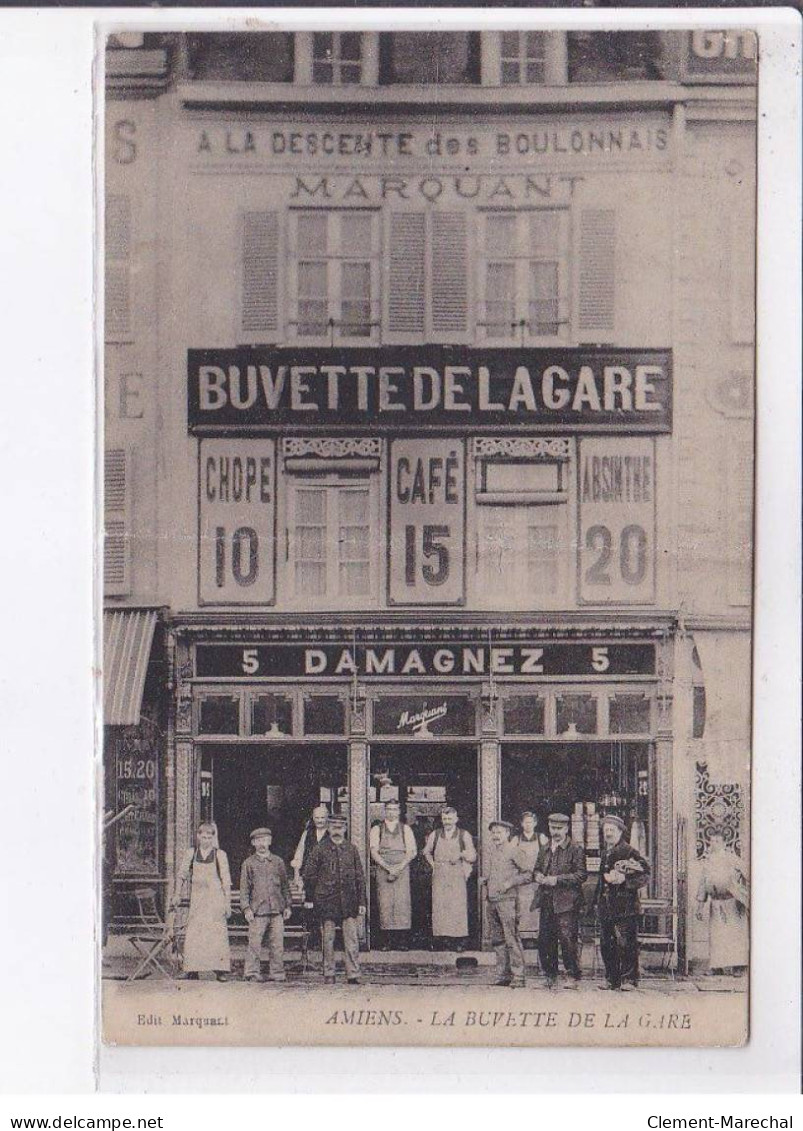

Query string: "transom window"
[287, 474, 379, 606]
[290, 209, 379, 343]
[500, 31, 547, 84]
[480, 210, 570, 342]
[312, 32, 363, 85]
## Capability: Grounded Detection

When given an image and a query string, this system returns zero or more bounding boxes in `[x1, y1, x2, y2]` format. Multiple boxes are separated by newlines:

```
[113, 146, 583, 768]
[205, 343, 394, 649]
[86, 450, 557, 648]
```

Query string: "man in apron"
[369, 799, 417, 950]
[423, 806, 477, 950]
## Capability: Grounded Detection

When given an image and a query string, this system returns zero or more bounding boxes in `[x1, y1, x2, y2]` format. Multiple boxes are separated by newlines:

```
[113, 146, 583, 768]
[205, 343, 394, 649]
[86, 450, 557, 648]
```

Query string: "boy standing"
[481, 820, 531, 987]
[240, 827, 292, 983]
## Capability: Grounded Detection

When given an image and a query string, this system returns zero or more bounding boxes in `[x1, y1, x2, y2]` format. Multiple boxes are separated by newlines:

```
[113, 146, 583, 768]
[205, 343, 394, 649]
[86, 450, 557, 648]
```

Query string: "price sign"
[388, 438, 465, 605]
[578, 437, 656, 605]
[198, 439, 276, 605]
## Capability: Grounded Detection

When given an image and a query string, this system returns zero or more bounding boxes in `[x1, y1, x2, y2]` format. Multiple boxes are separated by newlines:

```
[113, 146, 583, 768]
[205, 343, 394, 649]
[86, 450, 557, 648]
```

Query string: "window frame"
[477, 207, 571, 346]
[378, 31, 481, 85]
[284, 470, 382, 609]
[287, 207, 381, 345]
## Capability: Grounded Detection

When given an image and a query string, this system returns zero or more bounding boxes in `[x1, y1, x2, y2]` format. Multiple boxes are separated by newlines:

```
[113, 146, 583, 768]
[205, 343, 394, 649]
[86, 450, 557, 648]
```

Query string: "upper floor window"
[312, 32, 363, 85]
[290, 209, 380, 343]
[479, 210, 570, 343]
[379, 32, 480, 84]
[500, 31, 547, 84]
[186, 32, 294, 82]
[567, 31, 667, 83]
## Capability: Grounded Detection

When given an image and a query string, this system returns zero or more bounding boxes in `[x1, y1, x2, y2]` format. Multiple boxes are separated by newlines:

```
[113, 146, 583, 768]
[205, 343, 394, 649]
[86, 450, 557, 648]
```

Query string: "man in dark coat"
[532, 812, 587, 988]
[302, 812, 367, 984]
[593, 815, 650, 991]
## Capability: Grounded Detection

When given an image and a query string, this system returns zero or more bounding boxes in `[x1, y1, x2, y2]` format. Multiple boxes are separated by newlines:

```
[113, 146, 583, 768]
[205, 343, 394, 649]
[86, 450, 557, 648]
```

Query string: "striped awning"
[104, 609, 159, 726]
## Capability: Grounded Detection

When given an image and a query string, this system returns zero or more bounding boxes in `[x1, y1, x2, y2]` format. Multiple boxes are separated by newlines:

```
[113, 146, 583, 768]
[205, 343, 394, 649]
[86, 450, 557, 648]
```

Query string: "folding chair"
[127, 888, 182, 982]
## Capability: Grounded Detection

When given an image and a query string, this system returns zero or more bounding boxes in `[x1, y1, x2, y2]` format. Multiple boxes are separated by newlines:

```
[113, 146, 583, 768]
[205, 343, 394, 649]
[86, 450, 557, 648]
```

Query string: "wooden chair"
[127, 888, 182, 982]
[638, 898, 677, 977]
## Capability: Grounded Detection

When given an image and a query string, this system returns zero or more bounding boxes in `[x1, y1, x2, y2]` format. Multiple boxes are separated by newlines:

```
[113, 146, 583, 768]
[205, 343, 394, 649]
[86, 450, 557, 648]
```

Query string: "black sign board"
[373, 695, 476, 737]
[196, 641, 655, 680]
[188, 347, 672, 434]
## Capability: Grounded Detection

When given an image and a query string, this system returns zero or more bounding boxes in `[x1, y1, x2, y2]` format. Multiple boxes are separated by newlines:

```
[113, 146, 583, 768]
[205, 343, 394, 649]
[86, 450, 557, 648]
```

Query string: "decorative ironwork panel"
[283, 437, 382, 460]
[472, 437, 571, 460]
[695, 760, 743, 858]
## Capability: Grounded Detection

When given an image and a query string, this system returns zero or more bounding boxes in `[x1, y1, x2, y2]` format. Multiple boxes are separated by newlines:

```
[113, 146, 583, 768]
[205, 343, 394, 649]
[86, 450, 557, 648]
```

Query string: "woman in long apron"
[513, 811, 546, 937]
[695, 833, 749, 974]
[423, 807, 477, 947]
[177, 822, 232, 980]
[369, 801, 416, 948]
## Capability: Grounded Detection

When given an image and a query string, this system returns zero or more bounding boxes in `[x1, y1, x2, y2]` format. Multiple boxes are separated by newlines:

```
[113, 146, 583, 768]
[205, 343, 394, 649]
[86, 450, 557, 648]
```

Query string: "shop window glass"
[503, 695, 546, 735]
[291, 210, 378, 343]
[567, 31, 666, 83]
[187, 33, 295, 82]
[480, 211, 569, 341]
[500, 31, 547, 85]
[380, 32, 480, 84]
[198, 694, 240, 735]
[313, 32, 363, 85]
[251, 694, 294, 738]
[372, 695, 476, 737]
[609, 694, 651, 735]
[555, 693, 598, 736]
[303, 695, 347, 735]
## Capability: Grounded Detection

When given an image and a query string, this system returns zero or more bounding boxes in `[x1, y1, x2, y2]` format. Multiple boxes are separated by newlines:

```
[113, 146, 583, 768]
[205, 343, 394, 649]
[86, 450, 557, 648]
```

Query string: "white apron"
[183, 853, 231, 973]
[431, 830, 469, 938]
[698, 851, 749, 969]
[375, 822, 412, 930]
[514, 834, 541, 934]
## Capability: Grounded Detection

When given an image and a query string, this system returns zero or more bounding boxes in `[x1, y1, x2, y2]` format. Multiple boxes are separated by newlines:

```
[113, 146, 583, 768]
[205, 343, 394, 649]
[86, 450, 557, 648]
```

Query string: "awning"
[104, 609, 159, 726]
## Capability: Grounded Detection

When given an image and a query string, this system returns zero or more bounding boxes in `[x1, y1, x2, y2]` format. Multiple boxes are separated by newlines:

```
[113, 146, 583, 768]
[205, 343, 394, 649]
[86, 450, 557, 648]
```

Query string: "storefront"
[167, 624, 674, 949]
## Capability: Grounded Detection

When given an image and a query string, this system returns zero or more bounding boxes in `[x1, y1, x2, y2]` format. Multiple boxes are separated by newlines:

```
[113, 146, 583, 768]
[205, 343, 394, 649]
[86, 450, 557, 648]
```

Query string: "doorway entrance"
[368, 743, 479, 949]
[200, 744, 347, 887]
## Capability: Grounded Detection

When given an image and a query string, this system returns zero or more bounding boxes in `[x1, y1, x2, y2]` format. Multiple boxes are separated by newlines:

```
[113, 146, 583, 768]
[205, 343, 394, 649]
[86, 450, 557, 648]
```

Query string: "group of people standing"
[172, 802, 676, 990]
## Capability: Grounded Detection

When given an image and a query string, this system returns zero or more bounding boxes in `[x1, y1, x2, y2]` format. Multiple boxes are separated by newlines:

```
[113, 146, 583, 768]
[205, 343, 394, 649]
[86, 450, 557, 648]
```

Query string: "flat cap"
[250, 827, 272, 840]
[547, 812, 571, 825]
[601, 815, 626, 832]
[328, 812, 348, 825]
[488, 819, 515, 832]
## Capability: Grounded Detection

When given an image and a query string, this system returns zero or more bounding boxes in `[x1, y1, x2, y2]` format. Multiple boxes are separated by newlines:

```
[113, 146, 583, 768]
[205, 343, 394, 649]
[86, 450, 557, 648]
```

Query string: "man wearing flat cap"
[481, 820, 531, 987]
[240, 827, 292, 983]
[593, 815, 650, 991]
[302, 812, 367, 984]
[532, 813, 587, 988]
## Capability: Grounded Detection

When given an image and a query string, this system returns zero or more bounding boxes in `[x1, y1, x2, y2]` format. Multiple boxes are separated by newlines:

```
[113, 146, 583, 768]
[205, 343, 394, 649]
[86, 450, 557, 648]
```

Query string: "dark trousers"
[538, 901, 581, 980]
[600, 915, 639, 987]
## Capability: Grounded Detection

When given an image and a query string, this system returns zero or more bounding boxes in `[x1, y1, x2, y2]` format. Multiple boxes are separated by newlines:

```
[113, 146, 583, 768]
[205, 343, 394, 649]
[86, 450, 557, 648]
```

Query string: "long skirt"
[182, 861, 231, 972]
[708, 897, 748, 969]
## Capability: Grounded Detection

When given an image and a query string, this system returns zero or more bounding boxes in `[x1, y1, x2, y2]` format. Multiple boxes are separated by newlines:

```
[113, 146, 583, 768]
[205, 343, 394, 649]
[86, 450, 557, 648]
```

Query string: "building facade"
[103, 29, 756, 964]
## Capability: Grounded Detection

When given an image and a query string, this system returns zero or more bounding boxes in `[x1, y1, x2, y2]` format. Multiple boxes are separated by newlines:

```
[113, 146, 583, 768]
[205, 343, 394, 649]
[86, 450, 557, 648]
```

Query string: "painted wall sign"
[188, 348, 672, 434]
[198, 438, 277, 605]
[681, 30, 757, 82]
[188, 116, 672, 169]
[195, 641, 656, 679]
[578, 436, 656, 605]
[388, 438, 466, 606]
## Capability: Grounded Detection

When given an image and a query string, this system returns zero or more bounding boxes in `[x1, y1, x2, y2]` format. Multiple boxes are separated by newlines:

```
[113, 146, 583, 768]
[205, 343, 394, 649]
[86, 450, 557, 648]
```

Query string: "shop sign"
[198, 438, 276, 605]
[373, 695, 476, 737]
[188, 348, 672, 434]
[388, 438, 465, 606]
[578, 437, 656, 605]
[681, 31, 757, 83]
[114, 735, 159, 875]
[188, 116, 672, 169]
[195, 641, 656, 679]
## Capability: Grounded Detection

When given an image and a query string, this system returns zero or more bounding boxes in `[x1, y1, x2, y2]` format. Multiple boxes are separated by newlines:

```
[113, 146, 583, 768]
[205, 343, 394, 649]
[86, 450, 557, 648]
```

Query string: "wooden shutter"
[575, 206, 616, 344]
[241, 211, 280, 340]
[384, 211, 426, 342]
[104, 447, 131, 596]
[430, 211, 470, 342]
[105, 195, 132, 341]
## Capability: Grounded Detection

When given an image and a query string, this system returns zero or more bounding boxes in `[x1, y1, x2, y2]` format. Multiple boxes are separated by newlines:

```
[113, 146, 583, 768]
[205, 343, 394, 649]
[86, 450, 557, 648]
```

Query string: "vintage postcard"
[100, 23, 756, 1048]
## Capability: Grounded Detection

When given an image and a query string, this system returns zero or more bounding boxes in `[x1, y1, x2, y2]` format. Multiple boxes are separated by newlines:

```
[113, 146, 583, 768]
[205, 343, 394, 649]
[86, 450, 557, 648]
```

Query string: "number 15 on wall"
[578, 437, 656, 605]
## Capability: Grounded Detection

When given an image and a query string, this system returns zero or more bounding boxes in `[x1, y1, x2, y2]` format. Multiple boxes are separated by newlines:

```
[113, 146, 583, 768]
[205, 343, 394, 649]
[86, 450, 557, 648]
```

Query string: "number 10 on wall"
[578, 437, 656, 605]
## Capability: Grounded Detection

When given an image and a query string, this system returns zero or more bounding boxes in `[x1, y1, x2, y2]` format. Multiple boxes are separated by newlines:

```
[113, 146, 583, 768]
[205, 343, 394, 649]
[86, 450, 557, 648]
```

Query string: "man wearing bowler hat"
[302, 812, 367, 985]
[593, 815, 650, 991]
[481, 820, 531, 987]
[532, 812, 587, 988]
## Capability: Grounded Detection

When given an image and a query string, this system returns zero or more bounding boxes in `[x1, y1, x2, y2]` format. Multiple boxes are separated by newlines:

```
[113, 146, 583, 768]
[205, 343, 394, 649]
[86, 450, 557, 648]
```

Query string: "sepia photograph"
[100, 23, 757, 1048]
